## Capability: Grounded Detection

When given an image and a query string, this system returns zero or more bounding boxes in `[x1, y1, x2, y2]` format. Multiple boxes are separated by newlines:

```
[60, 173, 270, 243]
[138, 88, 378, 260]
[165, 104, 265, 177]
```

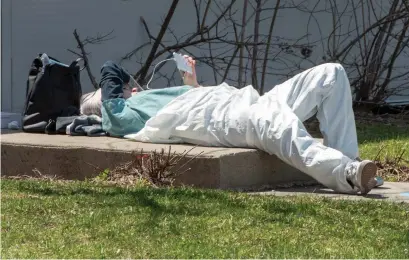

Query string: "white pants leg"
[266, 63, 359, 159]
[246, 63, 357, 193]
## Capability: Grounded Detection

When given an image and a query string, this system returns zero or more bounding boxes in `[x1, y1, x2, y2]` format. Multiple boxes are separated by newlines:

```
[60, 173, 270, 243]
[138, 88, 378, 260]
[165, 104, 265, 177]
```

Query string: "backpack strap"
[69, 58, 85, 71]
[68, 58, 84, 104]
[38, 53, 61, 63]
[26, 57, 43, 97]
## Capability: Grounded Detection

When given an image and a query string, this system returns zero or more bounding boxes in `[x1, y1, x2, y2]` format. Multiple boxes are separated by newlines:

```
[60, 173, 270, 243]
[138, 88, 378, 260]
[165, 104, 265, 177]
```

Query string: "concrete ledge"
[1, 130, 315, 189]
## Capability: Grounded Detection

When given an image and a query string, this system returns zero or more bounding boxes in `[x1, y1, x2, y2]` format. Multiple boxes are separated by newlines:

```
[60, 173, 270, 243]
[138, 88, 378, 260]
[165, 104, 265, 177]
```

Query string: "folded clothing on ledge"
[56, 115, 106, 137]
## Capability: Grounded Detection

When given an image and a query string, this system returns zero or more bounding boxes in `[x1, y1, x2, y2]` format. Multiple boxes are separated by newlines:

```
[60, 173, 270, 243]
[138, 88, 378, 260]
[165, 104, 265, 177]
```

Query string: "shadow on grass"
[356, 123, 409, 144]
[13, 180, 313, 222]
[272, 186, 390, 200]
[15, 180, 247, 214]
[8, 179, 400, 232]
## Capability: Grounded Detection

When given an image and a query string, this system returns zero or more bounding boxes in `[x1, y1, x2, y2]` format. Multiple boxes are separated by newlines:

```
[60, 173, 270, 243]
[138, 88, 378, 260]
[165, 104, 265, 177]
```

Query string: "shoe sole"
[357, 161, 377, 195]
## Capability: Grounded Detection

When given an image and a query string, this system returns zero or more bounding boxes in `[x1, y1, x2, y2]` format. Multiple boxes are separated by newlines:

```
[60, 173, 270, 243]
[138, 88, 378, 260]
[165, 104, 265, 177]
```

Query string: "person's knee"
[100, 61, 130, 83]
[321, 62, 345, 73]
[310, 62, 346, 77]
[319, 63, 348, 85]
[327, 63, 347, 76]
[101, 60, 118, 71]
[100, 61, 124, 80]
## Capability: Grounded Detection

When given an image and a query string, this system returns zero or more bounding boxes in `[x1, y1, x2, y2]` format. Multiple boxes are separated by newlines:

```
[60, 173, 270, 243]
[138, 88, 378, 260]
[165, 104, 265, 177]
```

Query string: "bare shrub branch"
[68, 29, 115, 89]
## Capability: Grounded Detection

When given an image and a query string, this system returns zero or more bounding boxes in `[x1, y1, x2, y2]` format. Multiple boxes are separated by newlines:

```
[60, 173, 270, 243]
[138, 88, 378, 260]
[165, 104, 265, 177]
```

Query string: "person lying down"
[80, 56, 378, 195]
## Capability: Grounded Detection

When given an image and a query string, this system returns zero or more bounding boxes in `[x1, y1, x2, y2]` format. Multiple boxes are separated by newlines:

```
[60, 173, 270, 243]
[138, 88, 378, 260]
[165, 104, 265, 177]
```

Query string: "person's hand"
[181, 55, 200, 88]
[131, 87, 138, 96]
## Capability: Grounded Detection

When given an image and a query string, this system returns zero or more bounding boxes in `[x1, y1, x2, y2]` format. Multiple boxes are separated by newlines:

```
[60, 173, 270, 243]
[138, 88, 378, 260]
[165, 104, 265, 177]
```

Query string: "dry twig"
[99, 146, 202, 187]
[68, 29, 114, 89]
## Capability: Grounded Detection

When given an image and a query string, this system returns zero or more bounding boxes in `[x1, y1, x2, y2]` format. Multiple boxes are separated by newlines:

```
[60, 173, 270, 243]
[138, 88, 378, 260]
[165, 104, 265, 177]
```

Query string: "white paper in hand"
[173, 52, 193, 74]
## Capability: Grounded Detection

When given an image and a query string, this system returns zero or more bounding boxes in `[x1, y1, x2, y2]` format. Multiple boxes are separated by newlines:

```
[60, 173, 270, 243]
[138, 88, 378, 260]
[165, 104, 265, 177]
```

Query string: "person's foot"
[354, 157, 383, 188]
[346, 160, 378, 195]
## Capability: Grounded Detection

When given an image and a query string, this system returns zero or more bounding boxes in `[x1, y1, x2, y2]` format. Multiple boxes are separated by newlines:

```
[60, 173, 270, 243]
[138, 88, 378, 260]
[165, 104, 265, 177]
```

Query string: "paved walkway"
[252, 182, 409, 203]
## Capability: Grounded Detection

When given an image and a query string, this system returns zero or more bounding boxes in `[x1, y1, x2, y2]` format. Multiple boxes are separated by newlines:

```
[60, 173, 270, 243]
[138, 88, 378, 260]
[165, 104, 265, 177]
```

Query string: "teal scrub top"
[102, 86, 193, 137]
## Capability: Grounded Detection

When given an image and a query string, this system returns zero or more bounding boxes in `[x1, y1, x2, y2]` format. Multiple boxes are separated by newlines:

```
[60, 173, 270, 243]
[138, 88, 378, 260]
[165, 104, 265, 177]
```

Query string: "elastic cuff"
[123, 72, 131, 84]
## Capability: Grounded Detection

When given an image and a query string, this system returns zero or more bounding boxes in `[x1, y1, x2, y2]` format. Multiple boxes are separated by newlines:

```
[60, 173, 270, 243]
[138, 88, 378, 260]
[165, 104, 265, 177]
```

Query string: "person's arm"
[130, 55, 201, 97]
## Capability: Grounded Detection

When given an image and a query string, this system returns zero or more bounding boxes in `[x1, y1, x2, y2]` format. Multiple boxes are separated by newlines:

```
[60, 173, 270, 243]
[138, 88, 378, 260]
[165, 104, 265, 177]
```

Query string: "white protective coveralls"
[125, 63, 359, 193]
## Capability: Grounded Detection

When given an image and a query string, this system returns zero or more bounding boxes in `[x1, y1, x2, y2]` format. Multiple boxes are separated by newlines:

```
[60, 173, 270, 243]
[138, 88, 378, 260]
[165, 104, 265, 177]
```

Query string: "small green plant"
[96, 168, 110, 181]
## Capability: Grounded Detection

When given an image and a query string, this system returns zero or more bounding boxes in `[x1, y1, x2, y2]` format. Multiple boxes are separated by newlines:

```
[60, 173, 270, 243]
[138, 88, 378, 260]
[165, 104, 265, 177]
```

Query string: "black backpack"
[23, 54, 83, 133]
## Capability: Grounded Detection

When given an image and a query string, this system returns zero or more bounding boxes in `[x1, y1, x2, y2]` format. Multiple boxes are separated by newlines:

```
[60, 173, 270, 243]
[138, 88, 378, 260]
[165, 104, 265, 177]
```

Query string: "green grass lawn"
[2, 179, 409, 259]
[2, 118, 408, 258]
[357, 123, 409, 164]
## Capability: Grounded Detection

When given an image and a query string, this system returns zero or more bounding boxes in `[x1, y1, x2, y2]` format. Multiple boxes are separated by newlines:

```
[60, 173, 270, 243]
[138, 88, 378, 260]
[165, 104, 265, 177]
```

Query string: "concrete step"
[1, 130, 315, 190]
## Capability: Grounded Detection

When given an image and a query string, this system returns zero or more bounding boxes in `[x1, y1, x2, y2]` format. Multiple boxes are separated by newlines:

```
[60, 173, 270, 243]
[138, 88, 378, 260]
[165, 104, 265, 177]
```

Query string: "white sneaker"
[346, 160, 378, 195]
[355, 157, 384, 188]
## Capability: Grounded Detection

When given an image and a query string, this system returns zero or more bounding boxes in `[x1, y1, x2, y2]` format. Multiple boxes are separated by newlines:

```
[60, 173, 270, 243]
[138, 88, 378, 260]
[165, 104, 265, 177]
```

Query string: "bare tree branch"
[251, 0, 262, 90]
[201, 0, 212, 31]
[238, 0, 249, 87]
[117, 0, 408, 101]
[135, 0, 180, 83]
[260, 0, 281, 93]
[377, 18, 409, 99]
[331, 8, 408, 61]
[69, 29, 106, 90]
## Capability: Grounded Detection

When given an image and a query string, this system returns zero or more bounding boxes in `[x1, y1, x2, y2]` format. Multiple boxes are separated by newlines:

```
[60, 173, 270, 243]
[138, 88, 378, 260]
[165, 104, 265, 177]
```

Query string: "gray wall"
[2, 0, 408, 113]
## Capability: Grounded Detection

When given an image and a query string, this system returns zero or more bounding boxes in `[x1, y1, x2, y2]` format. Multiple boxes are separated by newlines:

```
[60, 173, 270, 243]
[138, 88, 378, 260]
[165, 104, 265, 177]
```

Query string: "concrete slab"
[251, 182, 409, 203]
[1, 130, 315, 189]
